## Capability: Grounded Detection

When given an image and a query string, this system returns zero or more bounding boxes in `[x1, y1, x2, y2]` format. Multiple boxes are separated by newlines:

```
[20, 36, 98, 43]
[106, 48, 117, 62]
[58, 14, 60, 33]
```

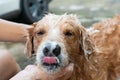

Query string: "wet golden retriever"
[25, 14, 120, 80]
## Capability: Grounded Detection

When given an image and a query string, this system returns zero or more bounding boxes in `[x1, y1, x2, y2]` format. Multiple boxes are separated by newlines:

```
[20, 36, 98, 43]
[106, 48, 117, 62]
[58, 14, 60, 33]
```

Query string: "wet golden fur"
[26, 14, 120, 80]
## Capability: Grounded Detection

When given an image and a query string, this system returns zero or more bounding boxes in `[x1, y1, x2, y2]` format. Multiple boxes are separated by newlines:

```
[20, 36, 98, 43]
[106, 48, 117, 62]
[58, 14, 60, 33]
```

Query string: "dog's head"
[25, 14, 94, 73]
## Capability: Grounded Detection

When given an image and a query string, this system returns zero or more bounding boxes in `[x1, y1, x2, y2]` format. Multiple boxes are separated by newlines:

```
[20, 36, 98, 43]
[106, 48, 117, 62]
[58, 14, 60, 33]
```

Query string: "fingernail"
[67, 63, 74, 71]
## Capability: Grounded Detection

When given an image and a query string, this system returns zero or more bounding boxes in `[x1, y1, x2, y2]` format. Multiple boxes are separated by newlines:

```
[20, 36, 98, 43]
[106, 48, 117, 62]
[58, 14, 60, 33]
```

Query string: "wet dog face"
[26, 14, 83, 73]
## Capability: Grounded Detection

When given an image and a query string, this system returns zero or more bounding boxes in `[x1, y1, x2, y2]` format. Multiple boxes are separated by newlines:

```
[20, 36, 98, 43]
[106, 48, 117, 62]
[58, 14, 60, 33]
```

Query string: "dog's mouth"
[42, 56, 61, 71]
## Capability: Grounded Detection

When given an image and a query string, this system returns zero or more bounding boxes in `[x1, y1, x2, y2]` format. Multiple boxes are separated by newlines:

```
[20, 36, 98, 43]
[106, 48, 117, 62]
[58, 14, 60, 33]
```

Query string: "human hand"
[36, 63, 74, 80]
[10, 63, 74, 80]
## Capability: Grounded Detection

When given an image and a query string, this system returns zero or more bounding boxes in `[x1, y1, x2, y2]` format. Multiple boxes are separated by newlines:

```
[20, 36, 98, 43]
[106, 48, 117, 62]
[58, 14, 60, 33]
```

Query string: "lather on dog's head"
[25, 14, 94, 74]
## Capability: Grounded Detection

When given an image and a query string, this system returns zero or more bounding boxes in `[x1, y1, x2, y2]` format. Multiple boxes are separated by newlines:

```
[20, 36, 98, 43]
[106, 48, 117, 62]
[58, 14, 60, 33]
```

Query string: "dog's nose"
[43, 43, 61, 56]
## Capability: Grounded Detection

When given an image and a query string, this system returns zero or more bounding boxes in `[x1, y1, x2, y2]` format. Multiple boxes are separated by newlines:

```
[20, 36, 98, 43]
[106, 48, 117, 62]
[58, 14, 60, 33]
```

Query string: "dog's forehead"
[37, 15, 64, 28]
[35, 14, 81, 34]
[39, 14, 79, 25]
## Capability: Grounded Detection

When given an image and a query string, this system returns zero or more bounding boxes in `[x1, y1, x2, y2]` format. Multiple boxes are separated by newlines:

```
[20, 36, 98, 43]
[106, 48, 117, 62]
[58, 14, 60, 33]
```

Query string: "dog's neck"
[68, 49, 96, 80]
[68, 57, 92, 80]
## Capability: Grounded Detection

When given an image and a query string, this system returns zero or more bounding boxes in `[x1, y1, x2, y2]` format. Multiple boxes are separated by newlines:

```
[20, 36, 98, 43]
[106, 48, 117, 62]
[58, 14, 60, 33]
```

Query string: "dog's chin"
[42, 63, 61, 73]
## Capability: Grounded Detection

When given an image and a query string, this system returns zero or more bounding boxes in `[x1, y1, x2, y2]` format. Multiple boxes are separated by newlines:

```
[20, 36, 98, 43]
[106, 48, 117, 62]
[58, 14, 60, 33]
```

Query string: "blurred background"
[0, 0, 120, 69]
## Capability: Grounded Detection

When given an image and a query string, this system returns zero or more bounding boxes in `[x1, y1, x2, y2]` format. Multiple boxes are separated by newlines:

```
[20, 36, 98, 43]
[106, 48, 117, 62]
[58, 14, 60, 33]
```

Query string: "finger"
[25, 65, 36, 70]
[24, 65, 39, 73]
[50, 63, 74, 80]
[58, 63, 74, 80]
[64, 63, 74, 72]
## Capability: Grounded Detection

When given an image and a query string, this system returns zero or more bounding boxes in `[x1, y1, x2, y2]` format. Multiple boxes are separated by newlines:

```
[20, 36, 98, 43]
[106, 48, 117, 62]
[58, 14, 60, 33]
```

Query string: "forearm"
[0, 19, 32, 42]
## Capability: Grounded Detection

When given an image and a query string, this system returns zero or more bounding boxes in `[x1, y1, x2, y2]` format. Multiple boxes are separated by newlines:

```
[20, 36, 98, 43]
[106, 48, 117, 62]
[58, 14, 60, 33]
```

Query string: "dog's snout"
[43, 42, 61, 56]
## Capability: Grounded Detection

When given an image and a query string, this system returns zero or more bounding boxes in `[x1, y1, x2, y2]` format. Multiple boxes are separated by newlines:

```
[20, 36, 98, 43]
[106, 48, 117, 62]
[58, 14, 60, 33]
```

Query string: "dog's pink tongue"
[43, 57, 56, 64]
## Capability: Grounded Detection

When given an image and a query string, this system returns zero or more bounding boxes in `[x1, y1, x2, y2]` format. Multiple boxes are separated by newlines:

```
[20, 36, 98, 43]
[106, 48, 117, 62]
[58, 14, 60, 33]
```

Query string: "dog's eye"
[64, 31, 74, 37]
[37, 31, 45, 35]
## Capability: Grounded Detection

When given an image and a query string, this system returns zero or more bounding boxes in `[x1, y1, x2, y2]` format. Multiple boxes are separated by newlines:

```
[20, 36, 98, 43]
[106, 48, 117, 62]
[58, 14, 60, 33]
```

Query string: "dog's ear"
[79, 26, 94, 60]
[25, 23, 36, 58]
